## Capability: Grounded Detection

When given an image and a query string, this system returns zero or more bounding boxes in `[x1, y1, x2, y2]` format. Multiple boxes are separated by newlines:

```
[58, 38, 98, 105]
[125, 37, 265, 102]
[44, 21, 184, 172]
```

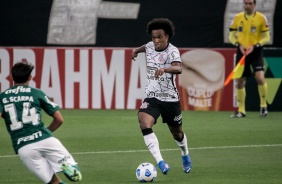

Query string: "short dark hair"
[244, 0, 256, 4]
[11, 61, 34, 83]
[147, 18, 175, 38]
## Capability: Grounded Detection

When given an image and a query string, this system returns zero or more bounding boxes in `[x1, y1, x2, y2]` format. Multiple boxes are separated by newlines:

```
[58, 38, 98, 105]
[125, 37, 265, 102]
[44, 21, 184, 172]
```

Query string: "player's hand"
[154, 68, 165, 78]
[246, 45, 254, 55]
[239, 45, 246, 55]
[131, 49, 138, 61]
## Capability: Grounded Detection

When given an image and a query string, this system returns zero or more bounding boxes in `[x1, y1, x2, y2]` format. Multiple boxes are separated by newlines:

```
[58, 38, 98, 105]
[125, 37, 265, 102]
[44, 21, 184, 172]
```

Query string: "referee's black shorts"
[236, 47, 265, 77]
[138, 98, 182, 128]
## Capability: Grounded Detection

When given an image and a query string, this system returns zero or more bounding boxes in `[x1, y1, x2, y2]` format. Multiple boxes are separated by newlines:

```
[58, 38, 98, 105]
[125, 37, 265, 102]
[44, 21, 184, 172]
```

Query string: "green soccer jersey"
[0, 85, 60, 153]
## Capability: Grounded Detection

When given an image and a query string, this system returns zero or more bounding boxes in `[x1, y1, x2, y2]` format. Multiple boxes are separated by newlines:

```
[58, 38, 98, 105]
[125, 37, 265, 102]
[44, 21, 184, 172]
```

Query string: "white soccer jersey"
[144, 41, 181, 102]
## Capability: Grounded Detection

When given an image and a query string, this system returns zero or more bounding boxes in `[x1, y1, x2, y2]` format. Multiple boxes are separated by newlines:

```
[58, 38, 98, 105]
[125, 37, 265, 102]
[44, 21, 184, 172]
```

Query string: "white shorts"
[18, 137, 77, 183]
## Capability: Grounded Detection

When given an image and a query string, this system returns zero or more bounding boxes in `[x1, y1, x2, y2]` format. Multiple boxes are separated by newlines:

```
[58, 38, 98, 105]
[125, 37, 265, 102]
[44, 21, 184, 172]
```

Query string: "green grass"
[0, 110, 282, 184]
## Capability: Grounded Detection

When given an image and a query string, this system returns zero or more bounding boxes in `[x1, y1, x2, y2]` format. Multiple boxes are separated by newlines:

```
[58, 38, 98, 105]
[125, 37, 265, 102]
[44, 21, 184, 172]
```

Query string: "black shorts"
[236, 47, 265, 77]
[138, 98, 182, 128]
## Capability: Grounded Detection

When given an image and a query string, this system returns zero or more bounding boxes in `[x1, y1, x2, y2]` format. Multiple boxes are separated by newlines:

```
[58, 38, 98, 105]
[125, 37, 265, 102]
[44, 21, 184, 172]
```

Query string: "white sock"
[144, 132, 163, 163]
[175, 133, 189, 156]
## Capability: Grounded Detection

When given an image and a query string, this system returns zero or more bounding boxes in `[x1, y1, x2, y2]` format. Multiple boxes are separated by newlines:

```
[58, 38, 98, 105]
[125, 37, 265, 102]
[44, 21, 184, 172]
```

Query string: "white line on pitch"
[72, 144, 282, 155]
[1, 144, 281, 158]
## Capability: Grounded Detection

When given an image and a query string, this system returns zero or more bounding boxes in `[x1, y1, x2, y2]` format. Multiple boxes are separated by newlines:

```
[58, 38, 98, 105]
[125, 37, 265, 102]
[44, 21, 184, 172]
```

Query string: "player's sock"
[143, 129, 163, 163]
[258, 83, 268, 107]
[236, 88, 246, 114]
[175, 132, 189, 156]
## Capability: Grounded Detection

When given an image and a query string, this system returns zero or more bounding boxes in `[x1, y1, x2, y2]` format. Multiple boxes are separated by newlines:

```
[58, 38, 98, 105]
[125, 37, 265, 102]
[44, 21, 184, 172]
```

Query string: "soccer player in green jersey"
[0, 61, 82, 184]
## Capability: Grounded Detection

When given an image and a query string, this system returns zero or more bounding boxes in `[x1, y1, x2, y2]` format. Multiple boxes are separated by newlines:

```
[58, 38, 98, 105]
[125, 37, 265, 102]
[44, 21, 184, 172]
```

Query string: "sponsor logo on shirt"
[17, 131, 42, 145]
[149, 92, 169, 98]
[5, 86, 31, 94]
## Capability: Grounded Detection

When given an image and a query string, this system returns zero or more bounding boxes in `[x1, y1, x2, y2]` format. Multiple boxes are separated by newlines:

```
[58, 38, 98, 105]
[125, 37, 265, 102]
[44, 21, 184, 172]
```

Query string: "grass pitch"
[0, 110, 282, 184]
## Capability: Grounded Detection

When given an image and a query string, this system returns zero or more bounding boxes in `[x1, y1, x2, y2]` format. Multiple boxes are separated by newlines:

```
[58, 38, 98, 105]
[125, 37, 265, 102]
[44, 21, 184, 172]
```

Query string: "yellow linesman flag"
[224, 54, 246, 86]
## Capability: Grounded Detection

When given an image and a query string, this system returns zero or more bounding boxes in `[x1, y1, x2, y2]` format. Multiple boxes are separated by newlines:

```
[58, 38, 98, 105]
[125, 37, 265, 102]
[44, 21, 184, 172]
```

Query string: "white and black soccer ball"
[136, 162, 157, 182]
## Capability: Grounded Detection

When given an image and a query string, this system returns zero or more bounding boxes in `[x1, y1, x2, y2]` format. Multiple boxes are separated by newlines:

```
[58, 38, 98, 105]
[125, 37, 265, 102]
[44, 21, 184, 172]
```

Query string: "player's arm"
[228, 15, 239, 46]
[165, 62, 182, 74]
[47, 110, 63, 132]
[229, 14, 246, 54]
[228, 30, 237, 45]
[131, 44, 146, 61]
[229, 29, 246, 55]
[257, 31, 270, 47]
[154, 62, 182, 78]
[257, 14, 270, 47]
[247, 31, 270, 54]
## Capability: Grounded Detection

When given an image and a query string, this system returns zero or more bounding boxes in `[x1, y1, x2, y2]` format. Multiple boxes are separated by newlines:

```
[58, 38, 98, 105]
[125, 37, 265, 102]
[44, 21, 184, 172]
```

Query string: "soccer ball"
[136, 162, 157, 182]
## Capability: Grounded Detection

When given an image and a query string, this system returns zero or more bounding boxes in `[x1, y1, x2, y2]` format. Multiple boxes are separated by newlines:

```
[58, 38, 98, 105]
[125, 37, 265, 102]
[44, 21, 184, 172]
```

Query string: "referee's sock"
[236, 88, 246, 114]
[258, 83, 268, 107]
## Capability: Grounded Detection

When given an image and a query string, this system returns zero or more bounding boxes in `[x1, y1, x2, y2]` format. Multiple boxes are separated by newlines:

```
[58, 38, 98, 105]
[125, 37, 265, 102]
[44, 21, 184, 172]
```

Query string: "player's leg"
[168, 125, 192, 173]
[252, 49, 268, 117]
[139, 112, 164, 165]
[18, 143, 63, 184]
[255, 70, 268, 116]
[139, 112, 169, 174]
[162, 101, 192, 173]
[251, 48, 268, 117]
[231, 77, 247, 117]
[253, 52, 268, 117]
[231, 50, 248, 118]
[48, 174, 65, 184]
[138, 99, 169, 174]
[41, 137, 82, 182]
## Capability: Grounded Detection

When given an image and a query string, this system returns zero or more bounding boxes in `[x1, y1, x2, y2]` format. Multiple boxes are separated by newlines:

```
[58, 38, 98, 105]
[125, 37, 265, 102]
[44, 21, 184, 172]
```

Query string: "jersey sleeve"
[261, 15, 269, 32]
[145, 41, 154, 51]
[37, 90, 60, 116]
[229, 14, 238, 31]
[169, 46, 181, 63]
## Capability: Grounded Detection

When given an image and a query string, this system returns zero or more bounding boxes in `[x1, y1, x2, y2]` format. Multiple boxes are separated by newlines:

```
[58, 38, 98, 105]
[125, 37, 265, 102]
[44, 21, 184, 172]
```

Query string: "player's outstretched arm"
[131, 45, 146, 61]
[154, 62, 182, 78]
[47, 111, 63, 132]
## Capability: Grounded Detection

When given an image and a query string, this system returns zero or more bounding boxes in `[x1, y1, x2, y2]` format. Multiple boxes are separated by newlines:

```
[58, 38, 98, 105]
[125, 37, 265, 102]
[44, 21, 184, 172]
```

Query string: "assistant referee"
[228, 0, 270, 118]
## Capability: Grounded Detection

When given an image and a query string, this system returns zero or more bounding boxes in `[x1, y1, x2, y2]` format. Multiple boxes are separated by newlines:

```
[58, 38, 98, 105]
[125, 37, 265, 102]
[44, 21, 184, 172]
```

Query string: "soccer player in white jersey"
[0, 61, 82, 184]
[131, 18, 192, 174]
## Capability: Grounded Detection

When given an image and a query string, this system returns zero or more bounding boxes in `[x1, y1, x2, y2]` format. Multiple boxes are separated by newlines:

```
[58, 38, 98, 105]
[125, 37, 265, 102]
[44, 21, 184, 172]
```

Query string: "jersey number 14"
[4, 102, 40, 131]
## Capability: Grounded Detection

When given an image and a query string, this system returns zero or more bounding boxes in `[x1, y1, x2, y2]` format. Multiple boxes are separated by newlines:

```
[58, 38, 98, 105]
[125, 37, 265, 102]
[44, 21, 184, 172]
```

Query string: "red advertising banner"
[0, 47, 236, 111]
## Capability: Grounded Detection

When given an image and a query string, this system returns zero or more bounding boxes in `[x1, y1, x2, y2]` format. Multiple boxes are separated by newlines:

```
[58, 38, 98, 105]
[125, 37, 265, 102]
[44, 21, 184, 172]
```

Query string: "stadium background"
[1, 0, 282, 47]
[0, 0, 281, 111]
